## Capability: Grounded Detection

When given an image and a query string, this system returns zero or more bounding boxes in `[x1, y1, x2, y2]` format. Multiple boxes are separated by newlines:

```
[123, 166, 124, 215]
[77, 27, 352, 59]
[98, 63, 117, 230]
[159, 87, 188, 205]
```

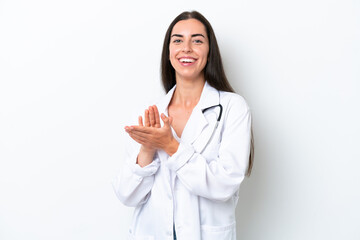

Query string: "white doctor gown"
[113, 81, 252, 240]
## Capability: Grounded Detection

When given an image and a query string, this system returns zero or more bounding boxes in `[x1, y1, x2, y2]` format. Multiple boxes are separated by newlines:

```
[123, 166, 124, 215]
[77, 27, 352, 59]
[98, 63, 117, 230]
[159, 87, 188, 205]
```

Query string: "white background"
[1, 0, 359, 239]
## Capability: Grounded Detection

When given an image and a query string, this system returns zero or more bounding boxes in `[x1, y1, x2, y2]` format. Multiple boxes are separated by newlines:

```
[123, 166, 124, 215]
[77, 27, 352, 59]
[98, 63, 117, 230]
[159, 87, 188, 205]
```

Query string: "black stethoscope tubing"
[200, 91, 223, 153]
[201, 103, 223, 122]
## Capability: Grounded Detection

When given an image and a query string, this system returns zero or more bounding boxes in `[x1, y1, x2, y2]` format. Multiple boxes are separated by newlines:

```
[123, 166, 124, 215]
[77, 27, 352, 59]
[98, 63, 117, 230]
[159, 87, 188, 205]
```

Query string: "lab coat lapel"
[156, 85, 176, 116]
[179, 104, 208, 145]
[181, 82, 220, 153]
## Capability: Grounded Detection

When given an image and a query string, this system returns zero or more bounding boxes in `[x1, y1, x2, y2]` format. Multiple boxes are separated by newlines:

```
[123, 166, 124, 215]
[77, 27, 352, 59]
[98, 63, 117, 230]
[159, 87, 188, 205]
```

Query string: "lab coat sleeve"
[112, 135, 160, 207]
[165, 95, 251, 202]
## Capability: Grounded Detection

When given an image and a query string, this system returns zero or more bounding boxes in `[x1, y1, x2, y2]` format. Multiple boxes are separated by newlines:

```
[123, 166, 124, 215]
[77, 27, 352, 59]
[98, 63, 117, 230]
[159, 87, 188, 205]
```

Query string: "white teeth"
[180, 58, 195, 63]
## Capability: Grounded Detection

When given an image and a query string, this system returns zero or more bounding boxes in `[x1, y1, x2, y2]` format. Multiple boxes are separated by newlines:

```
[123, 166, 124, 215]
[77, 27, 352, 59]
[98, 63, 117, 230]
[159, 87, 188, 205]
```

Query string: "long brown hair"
[160, 11, 254, 176]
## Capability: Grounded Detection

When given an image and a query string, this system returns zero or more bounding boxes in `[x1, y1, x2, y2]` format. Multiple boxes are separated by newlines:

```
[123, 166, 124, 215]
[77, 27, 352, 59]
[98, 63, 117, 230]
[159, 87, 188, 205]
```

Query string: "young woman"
[113, 11, 254, 240]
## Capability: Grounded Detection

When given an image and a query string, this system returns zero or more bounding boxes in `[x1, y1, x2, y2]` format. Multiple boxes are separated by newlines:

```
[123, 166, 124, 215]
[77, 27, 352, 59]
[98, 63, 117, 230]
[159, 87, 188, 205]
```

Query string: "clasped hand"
[124, 105, 179, 156]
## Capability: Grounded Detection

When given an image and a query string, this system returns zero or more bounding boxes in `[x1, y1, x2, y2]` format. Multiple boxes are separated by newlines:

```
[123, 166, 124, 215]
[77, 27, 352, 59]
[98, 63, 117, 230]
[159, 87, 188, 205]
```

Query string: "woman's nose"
[182, 40, 192, 53]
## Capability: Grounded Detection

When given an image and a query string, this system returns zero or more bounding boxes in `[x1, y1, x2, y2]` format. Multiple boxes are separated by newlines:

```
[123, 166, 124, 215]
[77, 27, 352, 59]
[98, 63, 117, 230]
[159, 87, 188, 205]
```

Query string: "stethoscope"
[200, 91, 223, 153]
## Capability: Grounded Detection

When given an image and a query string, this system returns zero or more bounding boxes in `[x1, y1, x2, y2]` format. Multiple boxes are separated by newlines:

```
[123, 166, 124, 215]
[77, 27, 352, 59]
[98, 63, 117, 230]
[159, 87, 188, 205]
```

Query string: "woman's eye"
[194, 39, 203, 44]
[173, 39, 182, 43]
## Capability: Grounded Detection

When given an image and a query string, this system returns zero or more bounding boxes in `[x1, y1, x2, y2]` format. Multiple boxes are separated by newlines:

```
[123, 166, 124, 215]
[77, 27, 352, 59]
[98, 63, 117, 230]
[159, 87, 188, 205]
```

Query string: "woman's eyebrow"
[191, 34, 205, 38]
[171, 34, 183, 38]
[171, 33, 206, 38]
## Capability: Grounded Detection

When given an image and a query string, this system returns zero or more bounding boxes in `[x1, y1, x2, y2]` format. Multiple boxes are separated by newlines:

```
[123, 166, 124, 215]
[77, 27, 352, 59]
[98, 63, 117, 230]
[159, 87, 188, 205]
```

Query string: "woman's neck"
[172, 77, 205, 108]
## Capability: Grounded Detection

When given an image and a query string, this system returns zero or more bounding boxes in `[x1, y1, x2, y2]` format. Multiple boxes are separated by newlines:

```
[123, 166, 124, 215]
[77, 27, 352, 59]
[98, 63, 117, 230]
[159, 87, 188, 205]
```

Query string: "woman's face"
[169, 19, 209, 81]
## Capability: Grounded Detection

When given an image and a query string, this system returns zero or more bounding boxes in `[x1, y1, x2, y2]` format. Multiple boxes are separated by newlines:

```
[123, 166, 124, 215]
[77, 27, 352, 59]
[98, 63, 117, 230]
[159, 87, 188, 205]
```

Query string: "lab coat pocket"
[201, 222, 236, 240]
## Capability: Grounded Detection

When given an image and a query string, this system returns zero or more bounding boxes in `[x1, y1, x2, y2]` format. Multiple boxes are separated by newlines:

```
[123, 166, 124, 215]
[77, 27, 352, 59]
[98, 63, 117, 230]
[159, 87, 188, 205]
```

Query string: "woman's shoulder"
[219, 91, 250, 111]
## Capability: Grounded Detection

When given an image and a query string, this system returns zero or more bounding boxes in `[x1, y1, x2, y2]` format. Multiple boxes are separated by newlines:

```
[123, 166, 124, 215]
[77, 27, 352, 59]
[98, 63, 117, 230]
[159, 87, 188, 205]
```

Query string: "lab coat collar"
[157, 81, 220, 145]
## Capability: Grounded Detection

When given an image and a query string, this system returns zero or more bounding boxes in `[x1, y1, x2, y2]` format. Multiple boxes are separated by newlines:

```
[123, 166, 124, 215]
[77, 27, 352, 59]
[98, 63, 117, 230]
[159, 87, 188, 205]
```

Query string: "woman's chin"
[175, 72, 205, 82]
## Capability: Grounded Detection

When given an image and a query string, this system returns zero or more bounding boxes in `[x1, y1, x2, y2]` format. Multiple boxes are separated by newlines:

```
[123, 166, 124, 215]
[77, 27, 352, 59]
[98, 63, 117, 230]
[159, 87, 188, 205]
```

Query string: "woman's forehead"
[171, 19, 207, 36]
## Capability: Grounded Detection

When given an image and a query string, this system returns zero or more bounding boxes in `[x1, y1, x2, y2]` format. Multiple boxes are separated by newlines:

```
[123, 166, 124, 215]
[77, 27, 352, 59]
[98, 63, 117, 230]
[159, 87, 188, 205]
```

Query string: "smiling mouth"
[179, 58, 197, 63]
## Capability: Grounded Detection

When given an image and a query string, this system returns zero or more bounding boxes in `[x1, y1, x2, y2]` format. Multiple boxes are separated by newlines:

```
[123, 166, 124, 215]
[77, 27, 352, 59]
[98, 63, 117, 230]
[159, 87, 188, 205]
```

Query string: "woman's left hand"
[125, 106, 179, 156]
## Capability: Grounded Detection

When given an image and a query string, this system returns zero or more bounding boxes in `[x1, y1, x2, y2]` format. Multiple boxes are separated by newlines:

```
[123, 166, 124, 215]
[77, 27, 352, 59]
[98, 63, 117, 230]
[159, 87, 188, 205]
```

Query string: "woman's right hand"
[125, 105, 161, 167]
